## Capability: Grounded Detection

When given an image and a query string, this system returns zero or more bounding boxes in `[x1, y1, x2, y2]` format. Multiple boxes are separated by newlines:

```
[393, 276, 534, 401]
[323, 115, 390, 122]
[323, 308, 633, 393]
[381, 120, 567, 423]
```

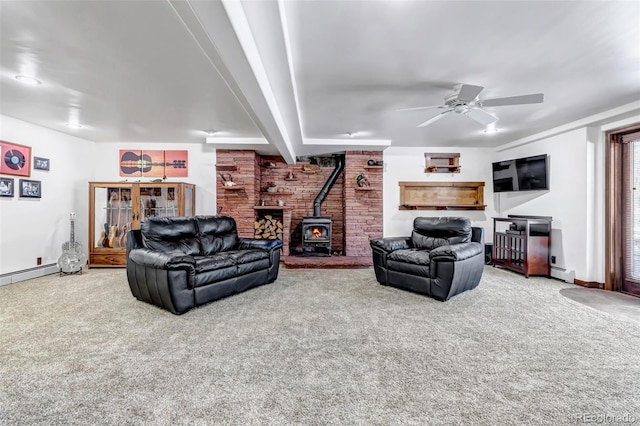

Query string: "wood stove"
[301, 216, 332, 256]
[301, 154, 344, 256]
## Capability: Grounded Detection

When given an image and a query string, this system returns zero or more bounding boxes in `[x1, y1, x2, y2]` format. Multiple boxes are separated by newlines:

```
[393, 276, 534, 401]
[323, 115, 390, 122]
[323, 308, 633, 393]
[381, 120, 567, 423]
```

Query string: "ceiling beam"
[170, 0, 297, 163]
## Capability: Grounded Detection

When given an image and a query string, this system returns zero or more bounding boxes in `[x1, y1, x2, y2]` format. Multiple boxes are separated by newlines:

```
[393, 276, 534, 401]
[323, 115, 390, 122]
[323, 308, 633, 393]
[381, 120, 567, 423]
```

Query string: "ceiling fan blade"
[479, 93, 544, 107]
[417, 110, 452, 127]
[396, 105, 447, 112]
[456, 84, 484, 102]
[463, 108, 498, 126]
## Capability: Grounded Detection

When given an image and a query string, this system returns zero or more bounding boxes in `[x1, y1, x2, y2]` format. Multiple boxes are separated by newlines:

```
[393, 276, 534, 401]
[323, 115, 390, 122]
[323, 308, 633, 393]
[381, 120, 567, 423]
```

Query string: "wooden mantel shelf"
[399, 181, 485, 211]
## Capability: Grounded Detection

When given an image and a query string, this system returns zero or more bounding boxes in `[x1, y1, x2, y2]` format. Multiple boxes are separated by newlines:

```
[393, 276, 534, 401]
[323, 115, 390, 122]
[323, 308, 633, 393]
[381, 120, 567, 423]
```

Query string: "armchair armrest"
[429, 242, 483, 262]
[129, 248, 196, 271]
[237, 238, 283, 252]
[370, 237, 412, 253]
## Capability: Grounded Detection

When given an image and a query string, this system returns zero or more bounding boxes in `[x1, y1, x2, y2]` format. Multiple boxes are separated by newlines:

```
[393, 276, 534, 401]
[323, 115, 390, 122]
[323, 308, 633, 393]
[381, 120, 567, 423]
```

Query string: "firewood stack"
[254, 215, 283, 240]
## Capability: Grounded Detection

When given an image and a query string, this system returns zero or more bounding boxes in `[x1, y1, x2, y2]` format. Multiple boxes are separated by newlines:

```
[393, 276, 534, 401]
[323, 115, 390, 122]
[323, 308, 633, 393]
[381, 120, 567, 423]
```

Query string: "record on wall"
[0, 141, 31, 177]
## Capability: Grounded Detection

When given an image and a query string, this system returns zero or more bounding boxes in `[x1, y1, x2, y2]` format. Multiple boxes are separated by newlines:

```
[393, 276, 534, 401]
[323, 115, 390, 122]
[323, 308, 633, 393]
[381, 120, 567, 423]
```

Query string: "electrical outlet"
[550, 256, 556, 264]
[37, 257, 42, 265]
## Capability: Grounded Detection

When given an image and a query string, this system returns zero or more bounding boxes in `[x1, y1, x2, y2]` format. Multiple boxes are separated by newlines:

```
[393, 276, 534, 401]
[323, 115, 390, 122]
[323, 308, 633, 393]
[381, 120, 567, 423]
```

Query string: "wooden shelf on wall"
[399, 181, 485, 210]
[364, 165, 383, 171]
[424, 153, 460, 173]
[355, 187, 376, 191]
[221, 186, 245, 191]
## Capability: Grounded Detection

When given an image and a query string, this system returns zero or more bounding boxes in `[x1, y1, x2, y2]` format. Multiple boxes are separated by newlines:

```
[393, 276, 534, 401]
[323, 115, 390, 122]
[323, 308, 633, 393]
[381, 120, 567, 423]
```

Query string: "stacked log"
[254, 215, 283, 240]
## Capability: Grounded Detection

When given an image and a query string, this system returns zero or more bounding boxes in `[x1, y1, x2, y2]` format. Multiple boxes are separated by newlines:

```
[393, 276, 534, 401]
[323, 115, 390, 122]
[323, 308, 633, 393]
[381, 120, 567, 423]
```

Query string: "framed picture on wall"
[34, 157, 50, 171]
[0, 177, 14, 197]
[19, 179, 41, 198]
[0, 141, 31, 177]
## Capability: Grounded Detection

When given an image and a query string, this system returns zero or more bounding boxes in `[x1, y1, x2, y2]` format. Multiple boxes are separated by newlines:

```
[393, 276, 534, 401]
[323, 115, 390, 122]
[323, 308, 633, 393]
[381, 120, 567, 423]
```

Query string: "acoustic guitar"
[57, 213, 87, 274]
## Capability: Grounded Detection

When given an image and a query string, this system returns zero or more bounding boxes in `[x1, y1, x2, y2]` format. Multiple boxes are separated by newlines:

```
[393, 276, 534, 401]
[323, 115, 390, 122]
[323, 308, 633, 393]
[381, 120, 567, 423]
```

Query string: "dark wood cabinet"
[492, 215, 552, 277]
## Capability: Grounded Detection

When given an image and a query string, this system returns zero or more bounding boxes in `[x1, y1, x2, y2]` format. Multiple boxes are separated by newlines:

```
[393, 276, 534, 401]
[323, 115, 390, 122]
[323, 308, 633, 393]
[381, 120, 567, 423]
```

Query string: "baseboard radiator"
[550, 265, 575, 283]
[0, 264, 59, 286]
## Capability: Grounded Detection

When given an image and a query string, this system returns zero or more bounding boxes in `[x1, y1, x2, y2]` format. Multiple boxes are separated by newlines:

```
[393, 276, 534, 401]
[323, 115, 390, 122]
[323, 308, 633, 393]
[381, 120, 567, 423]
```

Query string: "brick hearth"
[215, 150, 383, 261]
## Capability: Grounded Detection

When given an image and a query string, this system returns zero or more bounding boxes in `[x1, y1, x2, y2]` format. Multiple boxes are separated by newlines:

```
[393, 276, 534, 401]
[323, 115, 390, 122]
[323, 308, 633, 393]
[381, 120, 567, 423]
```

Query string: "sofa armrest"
[429, 242, 483, 262]
[370, 237, 412, 253]
[129, 248, 196, 271]
[237, 238, 283, 252]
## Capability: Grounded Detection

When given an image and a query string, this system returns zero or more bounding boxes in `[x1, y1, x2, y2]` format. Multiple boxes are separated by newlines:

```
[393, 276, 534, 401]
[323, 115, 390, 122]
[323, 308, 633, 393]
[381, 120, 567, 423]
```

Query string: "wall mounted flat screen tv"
[492, 154, 549, 193]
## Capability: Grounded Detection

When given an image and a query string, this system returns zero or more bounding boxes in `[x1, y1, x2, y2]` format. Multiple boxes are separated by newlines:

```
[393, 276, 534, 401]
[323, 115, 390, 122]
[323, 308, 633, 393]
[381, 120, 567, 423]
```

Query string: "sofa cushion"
[227, 249, 270, 275]
[411, 217, 471, 250]
[197, 216, 240, 255]
[141, 217, 200, 255]
[194, 253, 236, 273]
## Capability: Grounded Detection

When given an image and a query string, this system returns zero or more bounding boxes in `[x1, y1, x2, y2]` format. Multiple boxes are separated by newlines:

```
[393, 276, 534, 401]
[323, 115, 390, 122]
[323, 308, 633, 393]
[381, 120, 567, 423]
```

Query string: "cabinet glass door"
[183, 185, 194, 217]
[92, 185, 133, 249]
[139, 185, 179, 220]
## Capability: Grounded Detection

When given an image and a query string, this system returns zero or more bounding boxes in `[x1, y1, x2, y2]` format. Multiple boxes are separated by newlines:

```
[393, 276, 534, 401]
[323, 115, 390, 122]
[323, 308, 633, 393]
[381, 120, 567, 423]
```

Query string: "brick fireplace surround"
[215, 150, 383, 266]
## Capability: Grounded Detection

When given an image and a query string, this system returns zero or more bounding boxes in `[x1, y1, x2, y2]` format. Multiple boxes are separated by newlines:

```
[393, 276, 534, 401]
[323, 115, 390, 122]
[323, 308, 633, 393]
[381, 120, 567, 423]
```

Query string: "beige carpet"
[1, 266, 640, 425]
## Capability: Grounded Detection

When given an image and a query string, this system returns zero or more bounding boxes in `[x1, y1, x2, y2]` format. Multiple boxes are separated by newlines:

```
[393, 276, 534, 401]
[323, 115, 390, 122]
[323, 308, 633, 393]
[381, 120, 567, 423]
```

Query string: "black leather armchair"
[126, 216, 282, 314]
[370, 217, 484, 301]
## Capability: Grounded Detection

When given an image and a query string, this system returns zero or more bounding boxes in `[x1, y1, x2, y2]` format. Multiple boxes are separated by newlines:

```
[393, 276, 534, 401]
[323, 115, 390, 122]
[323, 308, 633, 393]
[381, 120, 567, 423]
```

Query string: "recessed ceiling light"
[14, 75, 42, 85]
[483, 124, 498, 134]
[66, 123, 83, 129]
[204, 129, 218, 136]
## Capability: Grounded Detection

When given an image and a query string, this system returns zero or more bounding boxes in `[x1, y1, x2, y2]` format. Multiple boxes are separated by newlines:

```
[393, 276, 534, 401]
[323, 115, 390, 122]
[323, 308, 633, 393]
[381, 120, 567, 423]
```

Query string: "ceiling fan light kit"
[399, 84, 544, 128]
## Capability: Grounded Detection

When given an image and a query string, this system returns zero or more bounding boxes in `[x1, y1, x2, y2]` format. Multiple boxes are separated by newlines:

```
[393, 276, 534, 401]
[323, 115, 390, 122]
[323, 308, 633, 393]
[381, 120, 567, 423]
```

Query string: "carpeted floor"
[1, 266, 639, 425]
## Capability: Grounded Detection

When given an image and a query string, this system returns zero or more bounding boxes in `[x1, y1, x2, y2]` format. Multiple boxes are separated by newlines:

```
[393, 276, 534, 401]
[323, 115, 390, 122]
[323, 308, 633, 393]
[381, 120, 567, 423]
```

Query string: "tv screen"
[492, 154, 548, 192]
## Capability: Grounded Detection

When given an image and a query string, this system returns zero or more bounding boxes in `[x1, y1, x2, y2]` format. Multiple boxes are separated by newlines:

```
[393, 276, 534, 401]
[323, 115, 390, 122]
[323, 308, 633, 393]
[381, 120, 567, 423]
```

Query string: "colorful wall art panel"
[119, 150, 188, 178]
[1, 141, 31, 177]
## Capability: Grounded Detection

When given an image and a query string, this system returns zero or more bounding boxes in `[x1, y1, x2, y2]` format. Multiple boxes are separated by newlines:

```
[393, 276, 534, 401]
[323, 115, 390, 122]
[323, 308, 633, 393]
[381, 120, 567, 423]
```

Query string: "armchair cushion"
[411, 217, 472, 249]
[429, 242, 483, 261]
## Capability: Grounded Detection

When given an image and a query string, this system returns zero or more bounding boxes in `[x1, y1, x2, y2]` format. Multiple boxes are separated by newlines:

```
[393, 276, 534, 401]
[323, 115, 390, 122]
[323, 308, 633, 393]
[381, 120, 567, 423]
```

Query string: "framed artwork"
[0, 177, 14, 197]
[34, 157, 50, 171]
[19, 179, 41, 198]
[119, 149, 188, 178]
[0, 141, 31, 177]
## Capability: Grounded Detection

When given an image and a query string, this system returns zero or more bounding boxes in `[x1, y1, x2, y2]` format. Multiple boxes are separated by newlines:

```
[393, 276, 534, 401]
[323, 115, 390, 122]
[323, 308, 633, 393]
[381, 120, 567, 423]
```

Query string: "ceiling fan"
[397, 84, 544, 128]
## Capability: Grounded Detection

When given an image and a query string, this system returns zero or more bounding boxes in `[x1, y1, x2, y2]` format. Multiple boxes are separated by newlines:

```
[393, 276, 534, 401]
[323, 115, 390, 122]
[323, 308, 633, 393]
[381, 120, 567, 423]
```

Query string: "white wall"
[383, 147, 496, 239]
[0, 115, 95, 274]
[494, 128, 588, 282]
[0, 115, 218, 276]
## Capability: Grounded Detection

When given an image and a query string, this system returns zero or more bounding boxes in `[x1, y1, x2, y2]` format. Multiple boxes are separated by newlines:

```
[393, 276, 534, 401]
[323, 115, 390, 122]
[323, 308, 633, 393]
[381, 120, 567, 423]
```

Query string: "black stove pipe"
[313, 154, 345, 217]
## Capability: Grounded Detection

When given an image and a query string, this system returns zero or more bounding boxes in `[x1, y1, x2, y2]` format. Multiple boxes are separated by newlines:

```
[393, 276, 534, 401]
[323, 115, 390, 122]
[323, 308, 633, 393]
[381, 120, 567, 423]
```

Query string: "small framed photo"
[34, 157, 50, 171]
[0, 177, 14, 197]
[19, 179, 41, 198]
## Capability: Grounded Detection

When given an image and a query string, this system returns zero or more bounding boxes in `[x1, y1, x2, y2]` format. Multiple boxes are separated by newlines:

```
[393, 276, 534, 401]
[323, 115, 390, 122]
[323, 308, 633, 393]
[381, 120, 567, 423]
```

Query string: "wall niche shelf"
[262, 191, 294, 195]
[215, 164, 237, 171]
[424, 152, 460, 173]
[399, 181, 485, 210]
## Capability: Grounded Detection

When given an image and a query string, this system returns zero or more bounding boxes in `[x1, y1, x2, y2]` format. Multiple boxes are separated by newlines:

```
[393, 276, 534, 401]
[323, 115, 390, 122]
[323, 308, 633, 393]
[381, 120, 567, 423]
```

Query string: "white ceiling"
[1, 0, 639, 163]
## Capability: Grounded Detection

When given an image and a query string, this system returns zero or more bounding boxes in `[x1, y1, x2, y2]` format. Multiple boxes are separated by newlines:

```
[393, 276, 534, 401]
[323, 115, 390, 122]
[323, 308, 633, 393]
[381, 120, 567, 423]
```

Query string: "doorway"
[607, 125, 640, 297]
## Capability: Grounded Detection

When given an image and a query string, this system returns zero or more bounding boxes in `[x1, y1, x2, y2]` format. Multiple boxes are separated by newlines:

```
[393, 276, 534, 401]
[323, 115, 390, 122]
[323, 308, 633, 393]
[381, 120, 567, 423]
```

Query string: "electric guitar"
[57, 213, 87, 273]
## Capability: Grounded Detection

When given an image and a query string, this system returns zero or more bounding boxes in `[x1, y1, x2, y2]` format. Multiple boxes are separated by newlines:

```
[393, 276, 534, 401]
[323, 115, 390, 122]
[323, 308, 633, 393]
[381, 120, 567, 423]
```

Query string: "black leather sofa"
[126, 216, 282, 314]
[370, 217, 484, 301]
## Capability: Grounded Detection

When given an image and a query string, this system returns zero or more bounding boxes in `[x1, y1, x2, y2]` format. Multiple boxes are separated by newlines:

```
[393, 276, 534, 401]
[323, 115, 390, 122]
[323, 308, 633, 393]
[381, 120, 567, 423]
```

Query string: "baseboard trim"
[574, 279, 604, 289]
[0, 264, 60, 286]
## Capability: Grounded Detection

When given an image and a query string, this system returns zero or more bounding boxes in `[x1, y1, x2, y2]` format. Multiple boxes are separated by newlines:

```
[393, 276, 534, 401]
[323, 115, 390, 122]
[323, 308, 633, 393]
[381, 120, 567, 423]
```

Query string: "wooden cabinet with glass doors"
[88, 182, 195, 267]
